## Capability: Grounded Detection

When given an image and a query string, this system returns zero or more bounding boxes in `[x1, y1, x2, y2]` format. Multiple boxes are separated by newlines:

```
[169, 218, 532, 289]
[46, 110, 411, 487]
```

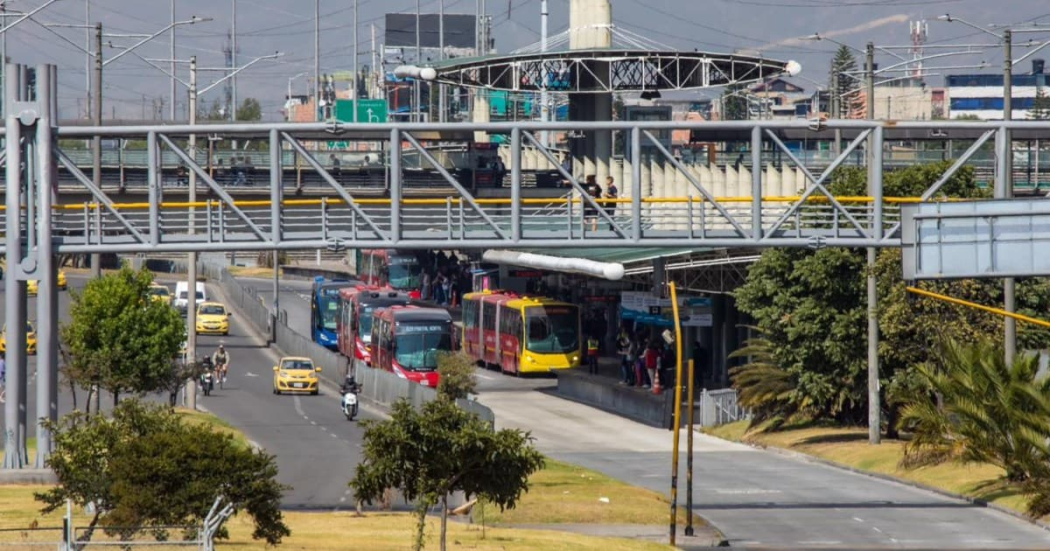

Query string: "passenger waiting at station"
[587, 334, 600, 375]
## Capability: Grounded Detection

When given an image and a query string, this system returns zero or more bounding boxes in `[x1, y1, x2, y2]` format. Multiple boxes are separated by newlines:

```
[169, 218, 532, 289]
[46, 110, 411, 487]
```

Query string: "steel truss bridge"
[3, 63, 1048, 470]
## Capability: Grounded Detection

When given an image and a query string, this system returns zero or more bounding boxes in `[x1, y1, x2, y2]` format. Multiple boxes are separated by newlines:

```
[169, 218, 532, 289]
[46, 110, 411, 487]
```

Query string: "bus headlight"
[572, 355, 579, 362]
[526, 355, 534, 362]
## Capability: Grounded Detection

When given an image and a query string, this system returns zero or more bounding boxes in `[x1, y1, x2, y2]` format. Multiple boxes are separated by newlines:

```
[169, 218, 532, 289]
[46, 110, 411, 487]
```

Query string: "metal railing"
[697, 388, 749, 427]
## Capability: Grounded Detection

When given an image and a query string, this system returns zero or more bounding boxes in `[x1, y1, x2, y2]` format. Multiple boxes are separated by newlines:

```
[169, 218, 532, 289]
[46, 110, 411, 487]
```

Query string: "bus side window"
[350, 303, 357, 331]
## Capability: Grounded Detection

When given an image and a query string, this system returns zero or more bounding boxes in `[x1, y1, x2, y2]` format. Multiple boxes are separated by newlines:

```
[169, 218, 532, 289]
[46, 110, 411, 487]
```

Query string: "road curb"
[717, 433, 1050, 534]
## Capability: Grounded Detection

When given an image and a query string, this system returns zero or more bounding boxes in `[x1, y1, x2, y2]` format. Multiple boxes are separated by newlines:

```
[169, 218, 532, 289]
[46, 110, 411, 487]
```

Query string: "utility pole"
[0, 2, 5, 117]
[415, 0, 421, 122]
[540, 0, 549, 145]
[865, 41, 880, 445]
[170, 0, 176, 120]
[353, 0, 359, 122]
[91, 22, 102, 277]
[1002, 28, 1016, 366]
[84, 0, 90, 117]
[186, 54, 198, 410]
[231, 0, 237, 121]
[314, 0, 320, 121]
[438, 0, 444, 122]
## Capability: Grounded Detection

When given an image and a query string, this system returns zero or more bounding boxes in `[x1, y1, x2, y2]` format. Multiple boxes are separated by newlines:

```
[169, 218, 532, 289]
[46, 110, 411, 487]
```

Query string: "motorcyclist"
[340, 373, 360, 395]
[212, 344, 230, 383]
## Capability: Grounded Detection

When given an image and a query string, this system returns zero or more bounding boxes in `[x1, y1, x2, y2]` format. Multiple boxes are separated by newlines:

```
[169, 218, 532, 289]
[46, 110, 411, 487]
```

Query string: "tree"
[898, 339, 1050, 482]
[236, 98, 263, 122]
[36, 400, 290, 545]
[828, 45, 859, 118]
[61, 267, 185, 410]
[1029, 88, 1050, 120]
[721, 82, 749, 121]
[436, 352, 477, 401]
[199, 98, 226, 122]
[728, 328, 798, 426]
[734, 160, 1050, 429]
[350, 399, 544, 551]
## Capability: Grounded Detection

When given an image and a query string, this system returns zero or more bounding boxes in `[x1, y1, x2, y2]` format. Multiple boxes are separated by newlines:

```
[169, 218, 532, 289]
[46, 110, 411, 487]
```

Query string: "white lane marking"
[310, 421, 317, 426]
[339, 496, 347, 503]
[321, 426, 328, 432]
[797, 542, 842, 546]
[853, 517, 864, 523]
[872, 527, 883, 533]
[244, 371, 259, 378]
[714, 488, 782, 495]
[293, 395, 305, 417]
[330, 433, 337, 438]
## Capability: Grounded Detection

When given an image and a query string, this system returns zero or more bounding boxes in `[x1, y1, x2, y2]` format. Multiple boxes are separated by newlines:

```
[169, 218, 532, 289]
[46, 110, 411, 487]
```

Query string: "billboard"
[385, 14, 476, 49]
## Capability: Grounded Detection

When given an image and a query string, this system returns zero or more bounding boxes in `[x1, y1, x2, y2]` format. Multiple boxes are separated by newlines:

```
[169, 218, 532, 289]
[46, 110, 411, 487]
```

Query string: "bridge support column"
[3, 63, 34, 469]
[34, 65, 58, 467]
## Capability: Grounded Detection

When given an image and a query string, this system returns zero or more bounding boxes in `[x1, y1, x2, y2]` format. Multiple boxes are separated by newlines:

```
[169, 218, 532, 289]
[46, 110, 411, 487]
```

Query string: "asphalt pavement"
[0, 274, 370, 511]
[241, 273, 1050, 549]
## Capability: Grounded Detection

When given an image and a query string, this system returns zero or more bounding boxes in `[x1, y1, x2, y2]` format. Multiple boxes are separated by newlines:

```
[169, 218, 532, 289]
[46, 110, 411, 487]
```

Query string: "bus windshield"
[388, 258, 422, 290]
[358, 305, 375, 342]
[318, 296, 340, 330]
[525, 306, 579, 354]
[394, 323, 451, 371]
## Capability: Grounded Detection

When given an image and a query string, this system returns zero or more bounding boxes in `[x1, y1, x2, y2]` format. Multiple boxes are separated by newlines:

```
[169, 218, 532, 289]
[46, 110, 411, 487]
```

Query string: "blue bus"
[311, 276, 357, 349]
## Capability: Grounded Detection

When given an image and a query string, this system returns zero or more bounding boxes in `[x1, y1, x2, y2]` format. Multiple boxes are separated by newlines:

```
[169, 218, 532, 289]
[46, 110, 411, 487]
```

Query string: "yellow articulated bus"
[462, 291, 582, 375]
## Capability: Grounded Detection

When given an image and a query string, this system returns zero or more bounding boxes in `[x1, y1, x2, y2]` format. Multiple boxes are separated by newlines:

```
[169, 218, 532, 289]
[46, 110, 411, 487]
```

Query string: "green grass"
[175, 407, 252, 450]
[475, 459, 703, 527]
[706, 421, 1030, 516]
[0, 486, 672, 550]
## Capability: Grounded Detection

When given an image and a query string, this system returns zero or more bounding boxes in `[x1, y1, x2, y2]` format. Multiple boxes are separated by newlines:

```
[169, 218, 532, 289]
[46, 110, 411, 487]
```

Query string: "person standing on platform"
[587, 334, 601, 375]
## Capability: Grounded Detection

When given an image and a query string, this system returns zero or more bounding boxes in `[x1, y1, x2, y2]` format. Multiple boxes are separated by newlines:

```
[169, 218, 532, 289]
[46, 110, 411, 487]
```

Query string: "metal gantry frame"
[2, 62, 1046, 468]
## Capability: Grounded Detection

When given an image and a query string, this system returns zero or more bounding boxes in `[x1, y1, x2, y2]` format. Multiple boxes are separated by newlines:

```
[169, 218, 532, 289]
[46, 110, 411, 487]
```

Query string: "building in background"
[945, 60, 1048, 120]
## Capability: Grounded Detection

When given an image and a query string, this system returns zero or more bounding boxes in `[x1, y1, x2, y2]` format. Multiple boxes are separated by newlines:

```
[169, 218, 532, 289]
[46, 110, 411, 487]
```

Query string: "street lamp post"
[935, 14, 1050, 365]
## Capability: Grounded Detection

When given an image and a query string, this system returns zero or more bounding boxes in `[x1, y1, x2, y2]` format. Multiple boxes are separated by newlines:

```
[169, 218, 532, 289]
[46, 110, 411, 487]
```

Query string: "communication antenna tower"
[910, 20, 928, 79]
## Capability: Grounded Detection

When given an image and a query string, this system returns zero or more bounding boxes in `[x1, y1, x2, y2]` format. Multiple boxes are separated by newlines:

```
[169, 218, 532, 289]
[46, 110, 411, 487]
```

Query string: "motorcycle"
[341, 385, 361, 421]
[200, 370, 215, 396]
[200, 357, 215, 396]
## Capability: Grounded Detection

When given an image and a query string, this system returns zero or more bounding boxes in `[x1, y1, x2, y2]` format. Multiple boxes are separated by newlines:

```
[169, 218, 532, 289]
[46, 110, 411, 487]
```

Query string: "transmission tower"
[910, 20, 928, 79]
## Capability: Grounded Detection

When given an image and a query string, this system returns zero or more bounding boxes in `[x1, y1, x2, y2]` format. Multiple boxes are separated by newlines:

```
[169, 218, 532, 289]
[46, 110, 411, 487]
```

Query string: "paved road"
[237, 272, 1050, 549]
[0, 275, 371, 510]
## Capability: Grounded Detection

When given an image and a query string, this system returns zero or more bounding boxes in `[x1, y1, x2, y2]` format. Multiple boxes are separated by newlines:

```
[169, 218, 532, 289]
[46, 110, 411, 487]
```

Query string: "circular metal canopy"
[427, 48, 798, 94]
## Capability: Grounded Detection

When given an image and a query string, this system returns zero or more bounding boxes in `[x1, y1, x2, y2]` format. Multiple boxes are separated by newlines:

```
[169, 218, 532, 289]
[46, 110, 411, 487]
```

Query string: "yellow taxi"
[272, 356, 320, 395]
[148, 284, 172, 306]
[0, 321, 37, 355]
[194, 302, 231, 336]
[27, 270, 67, 295]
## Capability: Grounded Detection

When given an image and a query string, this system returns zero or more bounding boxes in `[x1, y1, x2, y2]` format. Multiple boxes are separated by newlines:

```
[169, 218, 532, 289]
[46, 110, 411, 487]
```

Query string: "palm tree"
[898, 338, 1050, 482]
[728, 328, 797, 424]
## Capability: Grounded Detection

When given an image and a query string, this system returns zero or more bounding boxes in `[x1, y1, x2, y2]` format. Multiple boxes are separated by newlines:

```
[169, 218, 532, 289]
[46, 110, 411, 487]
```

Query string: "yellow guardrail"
[906, 286, 1050, 329]
[0, 195, 943, 212]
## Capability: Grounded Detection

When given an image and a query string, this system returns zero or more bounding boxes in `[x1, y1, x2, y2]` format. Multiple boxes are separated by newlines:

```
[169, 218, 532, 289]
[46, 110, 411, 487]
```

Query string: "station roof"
[427, 48, 794, 94]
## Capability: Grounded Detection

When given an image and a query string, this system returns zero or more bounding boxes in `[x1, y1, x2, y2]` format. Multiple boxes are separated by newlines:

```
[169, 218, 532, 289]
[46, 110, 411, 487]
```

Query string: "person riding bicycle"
[212, 344, 230, 383]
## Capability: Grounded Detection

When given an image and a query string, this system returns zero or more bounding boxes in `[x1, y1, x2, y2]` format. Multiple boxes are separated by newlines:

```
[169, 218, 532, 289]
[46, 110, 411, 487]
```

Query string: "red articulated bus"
[337, 286, 413, 372]
[370, 305, 453, 387]
[355, 249, 423, 299]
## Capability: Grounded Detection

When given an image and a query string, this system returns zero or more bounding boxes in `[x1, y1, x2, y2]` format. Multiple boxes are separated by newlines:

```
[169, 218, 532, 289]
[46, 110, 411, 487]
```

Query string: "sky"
[4, 0, 1050, 120]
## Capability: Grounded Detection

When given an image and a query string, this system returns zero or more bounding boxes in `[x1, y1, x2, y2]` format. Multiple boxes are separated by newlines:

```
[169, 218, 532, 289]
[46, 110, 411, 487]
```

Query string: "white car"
[174, 281, 207, 315]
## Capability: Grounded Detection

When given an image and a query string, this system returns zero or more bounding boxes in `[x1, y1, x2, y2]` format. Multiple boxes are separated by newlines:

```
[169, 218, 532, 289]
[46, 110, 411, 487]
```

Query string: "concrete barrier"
[279, 264, 356, 282]
[556, 370, 674, 428]
[202, 261, 493, 425]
